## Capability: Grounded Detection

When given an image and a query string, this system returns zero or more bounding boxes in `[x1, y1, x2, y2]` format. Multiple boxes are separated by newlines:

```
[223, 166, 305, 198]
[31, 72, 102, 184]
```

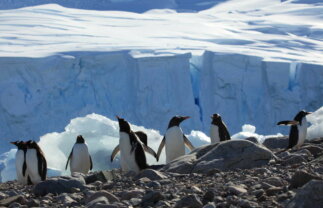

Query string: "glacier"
[0, 0, 323, 181]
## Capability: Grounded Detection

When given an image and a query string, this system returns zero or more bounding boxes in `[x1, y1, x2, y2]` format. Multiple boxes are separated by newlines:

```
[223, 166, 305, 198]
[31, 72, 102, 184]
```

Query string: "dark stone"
[141, 191, 164, 206]
[301, 145, 323, 157]
[263, 136, 289, 150]
[0, 196, 26, 206]
[266, 187, 283, 196]
[289, 170, 322, 189]
[287, 180, 323, 208]
[33, 176, 86, 196]
[202, 190, 215, 204]
[174, 194, 203, 208]
[282, 155, 307, 165]
[245, 137, 259, 144]
[134, 169, 167, 181]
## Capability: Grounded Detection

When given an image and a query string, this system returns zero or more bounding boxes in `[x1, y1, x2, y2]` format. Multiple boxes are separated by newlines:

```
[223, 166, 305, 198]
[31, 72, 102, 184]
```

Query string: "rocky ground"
[1, 137, 323, 208]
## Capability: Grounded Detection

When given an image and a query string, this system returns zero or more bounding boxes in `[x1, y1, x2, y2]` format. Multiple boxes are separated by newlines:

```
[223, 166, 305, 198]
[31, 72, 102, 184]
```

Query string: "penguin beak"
[10, 141, 15, 145]
[182, 116, 190, 120]
[306, 112, 312, 115]
[115, 115, 120, 120]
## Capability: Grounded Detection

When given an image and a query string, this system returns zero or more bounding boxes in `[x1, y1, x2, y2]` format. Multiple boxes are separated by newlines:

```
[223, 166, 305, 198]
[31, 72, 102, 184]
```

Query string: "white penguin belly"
[296, 118, 307, 148]
[119, 132, 140, 173]
[165, 127, 185, 163]
[70, 144, 91, 174]
[210, 125, 220, 144]
[26, 149, 42, 184]
[15, 150, 27, 184]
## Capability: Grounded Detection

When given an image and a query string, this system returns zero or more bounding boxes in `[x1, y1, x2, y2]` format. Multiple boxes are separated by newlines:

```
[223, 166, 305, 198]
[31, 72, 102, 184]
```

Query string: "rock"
[141, 191, 164, 206]
[26, 199, 40, 207]
[282, 155, 306, 165]
[147, 181, 161, 188]
[86, 196, 109, 207]
[287, 180, 323, 208]
[301, 145, 323, 157]
[202, 202, 216, 208]
[85, 170, 118, 184]
[85, 191, 119, 204]
[228, 185, 248, 195]
[202, 190, 214, 204]
[263, 136, 289, 150]
[266, 187, 284, 196]
[245, 137, 259, 144]
[0, 196, 26, 206]
[237, 199, 259, 208]
[33, 176, 86, 196]
[120, 189, 145, 200]
[289, 170, 322, 189]
[55, 194, 76, 205]
[134, 169, 167, 181]
[163, 140, 275, 174]
[174, 194, 203, 208]
[194, 140, 275, 173]
[263, 177, 286, 187]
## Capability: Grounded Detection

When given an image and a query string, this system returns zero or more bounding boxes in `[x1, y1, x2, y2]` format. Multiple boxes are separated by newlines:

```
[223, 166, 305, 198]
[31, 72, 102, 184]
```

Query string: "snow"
[307, 106, 323, 140]
[0, 113, 207, 182]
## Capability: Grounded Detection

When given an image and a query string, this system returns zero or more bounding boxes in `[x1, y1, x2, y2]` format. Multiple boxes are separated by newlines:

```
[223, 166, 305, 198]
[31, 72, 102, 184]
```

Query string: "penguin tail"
[277, 120, 299, 126]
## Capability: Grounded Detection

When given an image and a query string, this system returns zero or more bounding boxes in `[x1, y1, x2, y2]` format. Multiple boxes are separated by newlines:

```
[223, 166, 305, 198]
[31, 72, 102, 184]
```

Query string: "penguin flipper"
[143, 144, 158, 160]
[135, 131, 148, 146]
[89, 155, 93, 170]
[277, 120, 299, 126]
[110, 145, 120, 162]
[183, 135, 195, 151]
[156, 137, 165, 162]
[65, 149, 73, 170]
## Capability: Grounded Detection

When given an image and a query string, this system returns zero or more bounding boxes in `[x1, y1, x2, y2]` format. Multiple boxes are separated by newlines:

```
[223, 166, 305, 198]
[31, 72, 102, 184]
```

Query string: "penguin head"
[10, 141, 25, 149]
[116, 116, 131, 133]
[211, 113, 222, 125]
[26, 140, 38, 149]
[76, 135, 85, 143]
[294, 110, 312, 121]
[168, 115, 190, 128]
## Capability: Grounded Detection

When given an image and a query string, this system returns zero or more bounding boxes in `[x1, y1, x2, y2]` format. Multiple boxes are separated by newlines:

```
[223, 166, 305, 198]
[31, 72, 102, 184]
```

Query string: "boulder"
[287, 180, 323, 208]
[163, 140, 275, 174]
[263, 136, 289, 150]
[33, 175, 86, 196]
[289, 170, 322, 189]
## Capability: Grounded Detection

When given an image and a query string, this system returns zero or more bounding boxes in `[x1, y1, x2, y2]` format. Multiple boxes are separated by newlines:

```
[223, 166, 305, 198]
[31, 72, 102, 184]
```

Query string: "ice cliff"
[0, 51, 322, 153]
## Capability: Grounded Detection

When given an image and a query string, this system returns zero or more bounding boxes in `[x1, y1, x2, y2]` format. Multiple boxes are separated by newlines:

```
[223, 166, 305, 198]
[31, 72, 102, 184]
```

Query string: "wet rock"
[289, 170, 322, 189]
[174, 194, 203, 208]
[202, 190, 214, 204]
[287, 180, 323, 208]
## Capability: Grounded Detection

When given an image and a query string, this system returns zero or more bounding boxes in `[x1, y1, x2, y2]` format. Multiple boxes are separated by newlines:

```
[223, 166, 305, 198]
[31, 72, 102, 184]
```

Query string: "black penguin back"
[130, 132, 148, 170]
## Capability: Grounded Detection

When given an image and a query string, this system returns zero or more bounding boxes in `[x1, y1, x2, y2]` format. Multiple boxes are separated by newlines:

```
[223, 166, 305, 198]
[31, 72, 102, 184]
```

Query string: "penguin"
[65, 135, 93, 174]
[10, 141, 28, 185]
[25, 140, 47, 184]
[156, 115, 195, 163]
[110, 116, 157, 173]
[210, 113, 231, 143]
[277, 110, 312, 150]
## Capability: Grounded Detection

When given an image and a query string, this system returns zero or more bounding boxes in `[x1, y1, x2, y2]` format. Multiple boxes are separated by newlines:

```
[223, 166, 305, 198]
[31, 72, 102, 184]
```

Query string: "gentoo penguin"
[110, 116, 157, 173]
[10, 141, 28, 185]
[65, 135, 93, 174]
[156, 116, 195, 163]
[277, 110, 312, 150]
[210, 113, 231, 143]
[26, 140, 47, 184]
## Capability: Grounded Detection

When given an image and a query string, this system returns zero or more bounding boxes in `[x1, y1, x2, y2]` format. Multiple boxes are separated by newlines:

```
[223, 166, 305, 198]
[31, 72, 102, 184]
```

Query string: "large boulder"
[162, 140, 275, 174]
[33, 174, 86, 196]
[262, 136, 289, 150]
[287, 180, 323, 208]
